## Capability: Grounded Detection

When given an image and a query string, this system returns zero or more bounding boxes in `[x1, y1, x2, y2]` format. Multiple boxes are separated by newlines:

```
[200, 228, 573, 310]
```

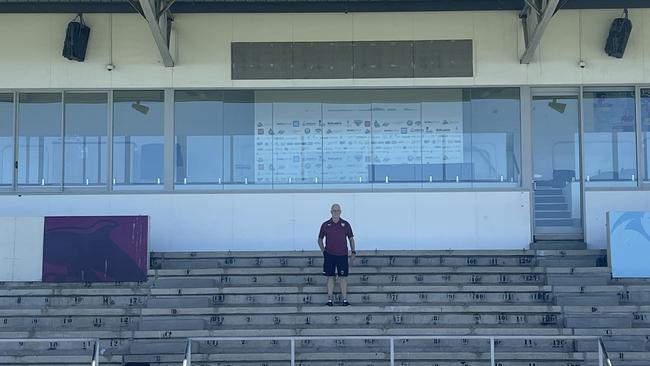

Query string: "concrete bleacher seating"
[0, 246, 649, 366]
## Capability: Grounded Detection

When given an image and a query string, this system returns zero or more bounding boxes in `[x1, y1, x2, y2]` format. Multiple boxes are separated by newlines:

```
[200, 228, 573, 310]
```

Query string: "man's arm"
[349, 237, 356, 259]
[318, 223, 326, 252]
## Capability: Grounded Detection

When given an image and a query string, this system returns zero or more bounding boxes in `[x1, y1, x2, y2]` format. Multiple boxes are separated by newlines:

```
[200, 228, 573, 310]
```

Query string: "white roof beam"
[520, 0, 561, 64]
[139, 0, 174, 67]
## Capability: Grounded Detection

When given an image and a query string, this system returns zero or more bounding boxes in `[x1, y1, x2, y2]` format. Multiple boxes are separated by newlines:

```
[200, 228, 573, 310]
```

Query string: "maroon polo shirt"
[319, 218, 354, 256]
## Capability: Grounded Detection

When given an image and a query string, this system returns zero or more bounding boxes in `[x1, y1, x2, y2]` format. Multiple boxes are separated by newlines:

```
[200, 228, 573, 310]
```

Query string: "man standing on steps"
[318, 203, 356, 306]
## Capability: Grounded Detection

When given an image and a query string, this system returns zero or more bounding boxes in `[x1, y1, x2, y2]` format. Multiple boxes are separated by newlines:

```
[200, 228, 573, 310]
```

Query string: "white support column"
[163, 89, 174, 191]
[635, 86, 644, 188]
[490, 338, 495, 366]
[139, 0, 175, 67]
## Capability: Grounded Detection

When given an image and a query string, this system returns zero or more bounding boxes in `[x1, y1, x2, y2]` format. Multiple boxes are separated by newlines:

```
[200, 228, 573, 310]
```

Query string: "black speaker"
[62, 14, 90, 62]
[605, 11, 632, 59]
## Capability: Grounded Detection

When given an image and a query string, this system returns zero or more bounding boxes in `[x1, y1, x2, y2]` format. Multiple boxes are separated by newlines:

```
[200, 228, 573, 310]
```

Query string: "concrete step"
[151, 272, 549, 287]
[576, 336, 650, 352]
[564, 313, 633, 328]
[146, 292, 554, 306]
[555, 293, 620, 306]
[547, 273, 610, 286]
[535, 196, 566, 204]
[534, 210, 571, 219]
[535, 218, 581, 227]
[152, 256, 542, 270]
[535, 188, 564, 195]
[534, 203, 569, 211]
[149, 250, 605, 270]
[151, 266, 551, 277]
[531, 241, 587, 250]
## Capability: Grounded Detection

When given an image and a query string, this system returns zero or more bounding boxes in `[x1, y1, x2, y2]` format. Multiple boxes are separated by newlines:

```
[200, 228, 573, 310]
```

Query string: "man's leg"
[323, 252, 335, 306]
[327, 276, 335, 298]
[340, 277, 348, 299]
[339, 254, 350, 305]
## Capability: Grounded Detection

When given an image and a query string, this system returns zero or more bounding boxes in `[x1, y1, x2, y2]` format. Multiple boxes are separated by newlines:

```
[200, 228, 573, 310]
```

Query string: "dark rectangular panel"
[353, 41, 414, 78]
[293, 41, 353, 79]
[232, 42, 293, 80]
[414, 40, 473, 77]
[43, 216, 148, 282]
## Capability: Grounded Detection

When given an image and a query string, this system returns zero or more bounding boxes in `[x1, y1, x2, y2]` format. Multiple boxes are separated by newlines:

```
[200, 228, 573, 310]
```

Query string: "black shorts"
[322, 251, 349, 277]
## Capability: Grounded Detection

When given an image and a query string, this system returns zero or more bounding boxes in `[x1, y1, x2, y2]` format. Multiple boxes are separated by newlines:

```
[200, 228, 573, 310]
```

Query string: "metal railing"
[183, 335, 611, 366]
[0, 338, 100, 365]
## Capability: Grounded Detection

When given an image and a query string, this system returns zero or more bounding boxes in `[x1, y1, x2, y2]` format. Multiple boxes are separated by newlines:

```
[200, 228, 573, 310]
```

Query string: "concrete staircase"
[0, 247, 649, 366]
[534, 187, 580, 228]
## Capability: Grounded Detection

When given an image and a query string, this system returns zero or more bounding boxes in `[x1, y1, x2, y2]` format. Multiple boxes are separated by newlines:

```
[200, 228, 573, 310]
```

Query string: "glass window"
[0, 93, 13, 188]
[17, 93, 62, 188]
[583, 90, 636, 186]
[470, 88, 521, 185]
[369, 90, 423, 185]
[532, 95, 581, 186]
[64, 93, 108, 188]
[421, 89, 469, 184]
[223, 90, 262, 187]
[322, 90, 372, 187]
[174, 90, 224, 188]
[253, 90, 323, 188]
[113, 90, 164, 189]
[641, 89, 650, 181]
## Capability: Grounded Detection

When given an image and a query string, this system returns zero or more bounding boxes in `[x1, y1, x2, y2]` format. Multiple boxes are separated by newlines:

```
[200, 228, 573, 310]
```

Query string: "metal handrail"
[0, 338, 100, 365]
[183, 335, 608, 366]
[599, 337, 613, 366]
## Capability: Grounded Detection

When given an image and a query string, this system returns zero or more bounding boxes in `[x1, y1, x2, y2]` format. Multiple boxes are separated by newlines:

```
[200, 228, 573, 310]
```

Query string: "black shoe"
[342, 299, 350, 306]
[325, 299, 333, 306]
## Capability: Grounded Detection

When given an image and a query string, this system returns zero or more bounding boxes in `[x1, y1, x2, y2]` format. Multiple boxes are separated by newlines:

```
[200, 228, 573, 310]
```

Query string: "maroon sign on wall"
[42, 216, 148, 283]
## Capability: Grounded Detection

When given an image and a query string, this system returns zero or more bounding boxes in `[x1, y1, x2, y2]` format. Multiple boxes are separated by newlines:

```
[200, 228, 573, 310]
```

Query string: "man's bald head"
[330, 204, 341, 221]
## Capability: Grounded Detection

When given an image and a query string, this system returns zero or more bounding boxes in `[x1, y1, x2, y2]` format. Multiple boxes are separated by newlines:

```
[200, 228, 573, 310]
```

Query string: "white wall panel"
[293, 193, 349, 251]
[110, 14, 173, 88]
[50, 14, 112, 88]
[0, 192, 531, 252]
[160, 195, 234, 252]
[473, 11, 527, 85]
[585, 191, 650, 249]
[0, 217, 43, 281]
[0, 218, 16, 280]
[172, 14, 233, 87]
[414, 193, 475, 249]
[352, 12, 415, 41]
[580, 10, 645, 85]
[292, 13, 353, 42]
[231, 194, 295, 250]
[475, 191, 530, 249]
[233, 13, 293, 42]
[644, 9, 650, 81]
[413, 11, 474, 40]
[530, 11, 581, 85]
[13, 217, 44, 281]
[1, 10, 649, 88]
[0, 15, 53, 88]
[354, 192, 417, 250]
